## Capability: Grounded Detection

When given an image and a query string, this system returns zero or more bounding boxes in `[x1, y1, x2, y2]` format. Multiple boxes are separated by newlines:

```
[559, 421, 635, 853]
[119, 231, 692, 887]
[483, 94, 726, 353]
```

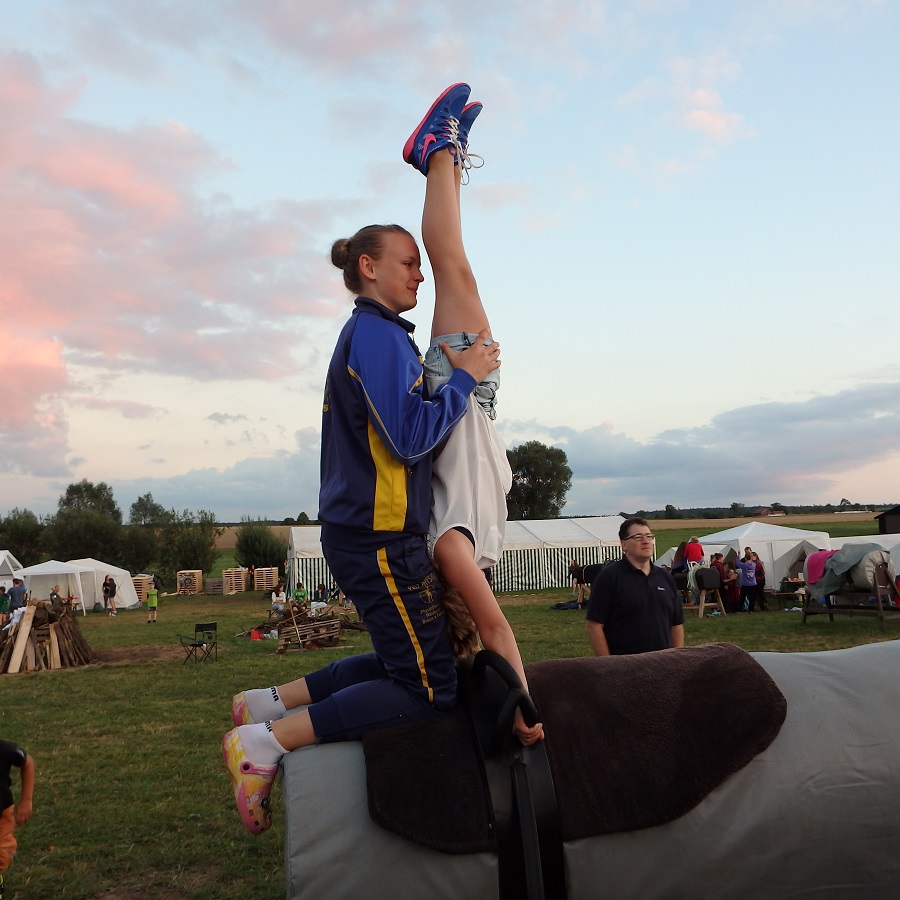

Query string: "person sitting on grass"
[270, 583, 287, 615]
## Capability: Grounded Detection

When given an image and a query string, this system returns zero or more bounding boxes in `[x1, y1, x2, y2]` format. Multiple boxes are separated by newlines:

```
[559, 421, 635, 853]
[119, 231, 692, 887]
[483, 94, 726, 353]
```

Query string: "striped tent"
[493, 517, 625, 591]
[287, 517, 625, 595]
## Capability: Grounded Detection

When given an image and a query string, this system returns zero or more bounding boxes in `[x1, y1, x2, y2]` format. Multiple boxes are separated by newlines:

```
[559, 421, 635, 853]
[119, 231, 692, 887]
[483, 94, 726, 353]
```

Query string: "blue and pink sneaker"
[457, 100, 485, 179]
[403, 82, 471, 175]
[458, 101, 482, 154]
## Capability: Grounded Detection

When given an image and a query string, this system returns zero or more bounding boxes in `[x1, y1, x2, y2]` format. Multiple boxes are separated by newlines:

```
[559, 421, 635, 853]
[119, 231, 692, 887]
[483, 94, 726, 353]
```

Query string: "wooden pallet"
[254, 567, 279, 591]
[205, 578, 224, 595]
[176, 570, 203, 596]
[222, 567, 249, 594]
[132, 575, 153, 603]
[276, 615, 341, 653]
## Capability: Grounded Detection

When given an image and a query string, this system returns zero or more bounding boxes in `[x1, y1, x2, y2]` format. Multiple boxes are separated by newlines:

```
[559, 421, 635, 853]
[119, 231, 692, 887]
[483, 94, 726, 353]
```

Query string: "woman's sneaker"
[403, 82, 470, 175]
[456, 101, 485, 178]
[458, 101, 482, 153]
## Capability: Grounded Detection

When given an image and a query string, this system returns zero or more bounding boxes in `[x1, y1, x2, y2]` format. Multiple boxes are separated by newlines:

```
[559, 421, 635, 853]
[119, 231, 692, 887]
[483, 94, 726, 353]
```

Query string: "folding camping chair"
[177, 622, 218, 664]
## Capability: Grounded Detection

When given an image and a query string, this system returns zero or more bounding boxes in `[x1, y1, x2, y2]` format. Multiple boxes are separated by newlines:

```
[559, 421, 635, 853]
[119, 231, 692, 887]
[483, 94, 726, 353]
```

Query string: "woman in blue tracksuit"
[223, 84, 501, 835]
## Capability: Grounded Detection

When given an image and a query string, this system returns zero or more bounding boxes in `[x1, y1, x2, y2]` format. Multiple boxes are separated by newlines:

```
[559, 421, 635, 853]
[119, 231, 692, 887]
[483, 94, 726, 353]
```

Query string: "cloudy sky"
[3, 0, 898, 523]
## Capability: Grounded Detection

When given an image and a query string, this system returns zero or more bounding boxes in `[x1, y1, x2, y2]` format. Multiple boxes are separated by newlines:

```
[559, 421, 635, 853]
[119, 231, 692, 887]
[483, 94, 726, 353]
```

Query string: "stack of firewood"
[0, 601, 94, 674]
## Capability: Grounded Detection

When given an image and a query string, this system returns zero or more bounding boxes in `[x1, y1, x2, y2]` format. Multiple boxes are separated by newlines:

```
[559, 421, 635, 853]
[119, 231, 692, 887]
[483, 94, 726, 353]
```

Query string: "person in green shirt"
[146, 584, 159, 623]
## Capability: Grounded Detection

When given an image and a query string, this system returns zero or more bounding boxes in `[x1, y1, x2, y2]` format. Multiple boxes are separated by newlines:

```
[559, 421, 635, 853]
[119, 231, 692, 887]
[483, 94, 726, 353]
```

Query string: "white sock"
[238, 722, 286, 767]
[243, 686, 287, 723]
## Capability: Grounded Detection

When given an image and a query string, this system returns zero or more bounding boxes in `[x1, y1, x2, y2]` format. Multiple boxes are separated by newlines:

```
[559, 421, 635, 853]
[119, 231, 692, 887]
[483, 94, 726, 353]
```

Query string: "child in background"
[0, 740, 34, 898]
[146, 583, 159, 623]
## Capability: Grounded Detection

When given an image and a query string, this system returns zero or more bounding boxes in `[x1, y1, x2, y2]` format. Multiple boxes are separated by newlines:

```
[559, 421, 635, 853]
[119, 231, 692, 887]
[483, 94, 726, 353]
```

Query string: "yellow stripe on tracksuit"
[366, 420, 408, 532]
[377, 546, 432, 703]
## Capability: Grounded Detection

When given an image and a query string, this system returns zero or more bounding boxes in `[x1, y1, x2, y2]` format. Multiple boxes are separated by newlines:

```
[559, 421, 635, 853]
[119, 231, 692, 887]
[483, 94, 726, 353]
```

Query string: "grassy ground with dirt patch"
[2, 589, 897, 899]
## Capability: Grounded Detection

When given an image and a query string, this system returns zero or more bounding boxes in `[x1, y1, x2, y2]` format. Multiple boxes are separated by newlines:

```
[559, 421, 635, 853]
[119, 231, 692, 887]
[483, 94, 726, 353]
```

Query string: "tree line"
[0, 481, 223, 591]
[1, 442, 574, 583]
[620, 499, 889, 520]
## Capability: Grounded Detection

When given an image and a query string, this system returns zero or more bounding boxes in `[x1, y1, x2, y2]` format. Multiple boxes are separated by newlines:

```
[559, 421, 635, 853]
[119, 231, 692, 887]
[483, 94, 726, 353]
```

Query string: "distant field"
[650, 511, 877, 530]
[652, 519, 878, 556]
[214, 514, 880, 561]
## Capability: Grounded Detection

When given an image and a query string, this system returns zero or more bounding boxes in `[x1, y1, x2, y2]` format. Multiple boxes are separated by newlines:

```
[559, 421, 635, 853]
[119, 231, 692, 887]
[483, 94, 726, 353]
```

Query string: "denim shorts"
[424, 332, 500, 420]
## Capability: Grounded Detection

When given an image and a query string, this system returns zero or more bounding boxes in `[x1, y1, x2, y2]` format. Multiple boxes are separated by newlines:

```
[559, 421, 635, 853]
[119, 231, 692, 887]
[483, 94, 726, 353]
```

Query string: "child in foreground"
[0, 740, 35, 898]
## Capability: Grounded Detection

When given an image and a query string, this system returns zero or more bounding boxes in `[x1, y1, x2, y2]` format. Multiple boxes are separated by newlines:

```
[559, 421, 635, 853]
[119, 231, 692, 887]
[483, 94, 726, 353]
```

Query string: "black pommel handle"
[472, 649, 540, 752]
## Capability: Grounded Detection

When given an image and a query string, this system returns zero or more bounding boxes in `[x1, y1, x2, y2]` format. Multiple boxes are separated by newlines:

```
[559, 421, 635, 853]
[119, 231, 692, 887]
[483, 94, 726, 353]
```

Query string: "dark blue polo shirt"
[586, 557, 683, 655]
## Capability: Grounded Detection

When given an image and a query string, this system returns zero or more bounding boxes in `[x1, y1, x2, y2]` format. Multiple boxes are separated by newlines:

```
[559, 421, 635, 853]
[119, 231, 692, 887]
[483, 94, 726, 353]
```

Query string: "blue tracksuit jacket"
[318, 297, 476, 550]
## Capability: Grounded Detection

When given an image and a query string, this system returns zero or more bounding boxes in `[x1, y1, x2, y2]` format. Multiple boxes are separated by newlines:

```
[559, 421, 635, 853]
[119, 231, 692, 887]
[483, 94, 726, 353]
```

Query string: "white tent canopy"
[288, 517, 626, 594]
[68, 558, 141, 611]
[664, 522, 832, 589]
[655, 544, 729, 569]
[14, 558, 140, 614]
[1, 549, 24, 584]
[14, 560, 92, 615]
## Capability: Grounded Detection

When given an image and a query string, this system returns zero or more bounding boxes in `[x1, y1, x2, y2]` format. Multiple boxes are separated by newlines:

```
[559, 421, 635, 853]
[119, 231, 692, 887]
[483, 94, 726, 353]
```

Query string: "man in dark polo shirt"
[586, 517, 684, 655]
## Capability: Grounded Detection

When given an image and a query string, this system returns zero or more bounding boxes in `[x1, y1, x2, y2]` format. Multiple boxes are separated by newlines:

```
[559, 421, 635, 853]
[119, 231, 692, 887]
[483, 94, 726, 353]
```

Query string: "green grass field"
[2, 576, 898, 898]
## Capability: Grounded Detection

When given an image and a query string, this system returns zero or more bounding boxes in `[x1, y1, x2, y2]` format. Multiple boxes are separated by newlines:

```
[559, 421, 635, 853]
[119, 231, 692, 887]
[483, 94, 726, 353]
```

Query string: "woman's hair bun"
[331, 238, 350, 270]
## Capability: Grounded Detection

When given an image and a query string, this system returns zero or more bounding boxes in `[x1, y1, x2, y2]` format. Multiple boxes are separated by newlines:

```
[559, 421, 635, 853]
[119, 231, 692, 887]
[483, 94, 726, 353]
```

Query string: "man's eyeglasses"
[623, 533, 655, 542]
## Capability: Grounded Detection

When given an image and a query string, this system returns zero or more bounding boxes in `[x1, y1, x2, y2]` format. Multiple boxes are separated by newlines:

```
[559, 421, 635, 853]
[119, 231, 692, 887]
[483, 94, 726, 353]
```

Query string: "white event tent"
[68, 558, 141, 611]
[14, 558, 140, 614]
[287, 517, 626, 594]
[659, 521, 832, 589]
[1, 549, 24, 585]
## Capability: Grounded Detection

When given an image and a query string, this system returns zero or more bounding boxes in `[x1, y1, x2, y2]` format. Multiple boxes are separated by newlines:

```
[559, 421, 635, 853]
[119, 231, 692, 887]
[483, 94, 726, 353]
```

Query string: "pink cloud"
[0, 50, 347, 478]
[0, 333, 68, 429]
[679, 87, 750, 144]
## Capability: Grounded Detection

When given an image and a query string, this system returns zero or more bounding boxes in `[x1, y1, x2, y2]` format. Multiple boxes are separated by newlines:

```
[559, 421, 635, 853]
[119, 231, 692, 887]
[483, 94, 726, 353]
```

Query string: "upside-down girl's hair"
[440, 582, 481, 659]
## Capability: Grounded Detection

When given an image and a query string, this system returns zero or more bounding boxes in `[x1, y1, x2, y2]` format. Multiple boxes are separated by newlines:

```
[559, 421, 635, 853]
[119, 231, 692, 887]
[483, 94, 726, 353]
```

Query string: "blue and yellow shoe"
[403, 82, 470, 175]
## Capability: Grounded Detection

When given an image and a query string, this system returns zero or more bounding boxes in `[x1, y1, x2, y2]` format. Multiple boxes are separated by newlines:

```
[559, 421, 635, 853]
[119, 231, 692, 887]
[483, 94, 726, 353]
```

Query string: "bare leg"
[434, 530, 543, 745]
[424, 150, 490, 337]
[276, 677, 312, 710]
[270, 708, 317, 751]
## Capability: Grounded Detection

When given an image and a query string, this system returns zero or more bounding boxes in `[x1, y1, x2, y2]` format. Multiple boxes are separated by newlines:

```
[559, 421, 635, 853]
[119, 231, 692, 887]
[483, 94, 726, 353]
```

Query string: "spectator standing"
[146, 583, 159, 623]
[586, 518, 684, 655]
[568, 559, 582, 597]
[5, 581, 26, 617]
[722, 561, 740, 612]
[736, 552, 758, 612]
[752, 552, 768, 611]
[102, 576, 117, 616]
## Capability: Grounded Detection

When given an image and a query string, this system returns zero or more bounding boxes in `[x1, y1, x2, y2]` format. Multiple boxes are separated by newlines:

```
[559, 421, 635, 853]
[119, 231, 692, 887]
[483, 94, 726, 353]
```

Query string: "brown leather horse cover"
[364, 643, 787, 850]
